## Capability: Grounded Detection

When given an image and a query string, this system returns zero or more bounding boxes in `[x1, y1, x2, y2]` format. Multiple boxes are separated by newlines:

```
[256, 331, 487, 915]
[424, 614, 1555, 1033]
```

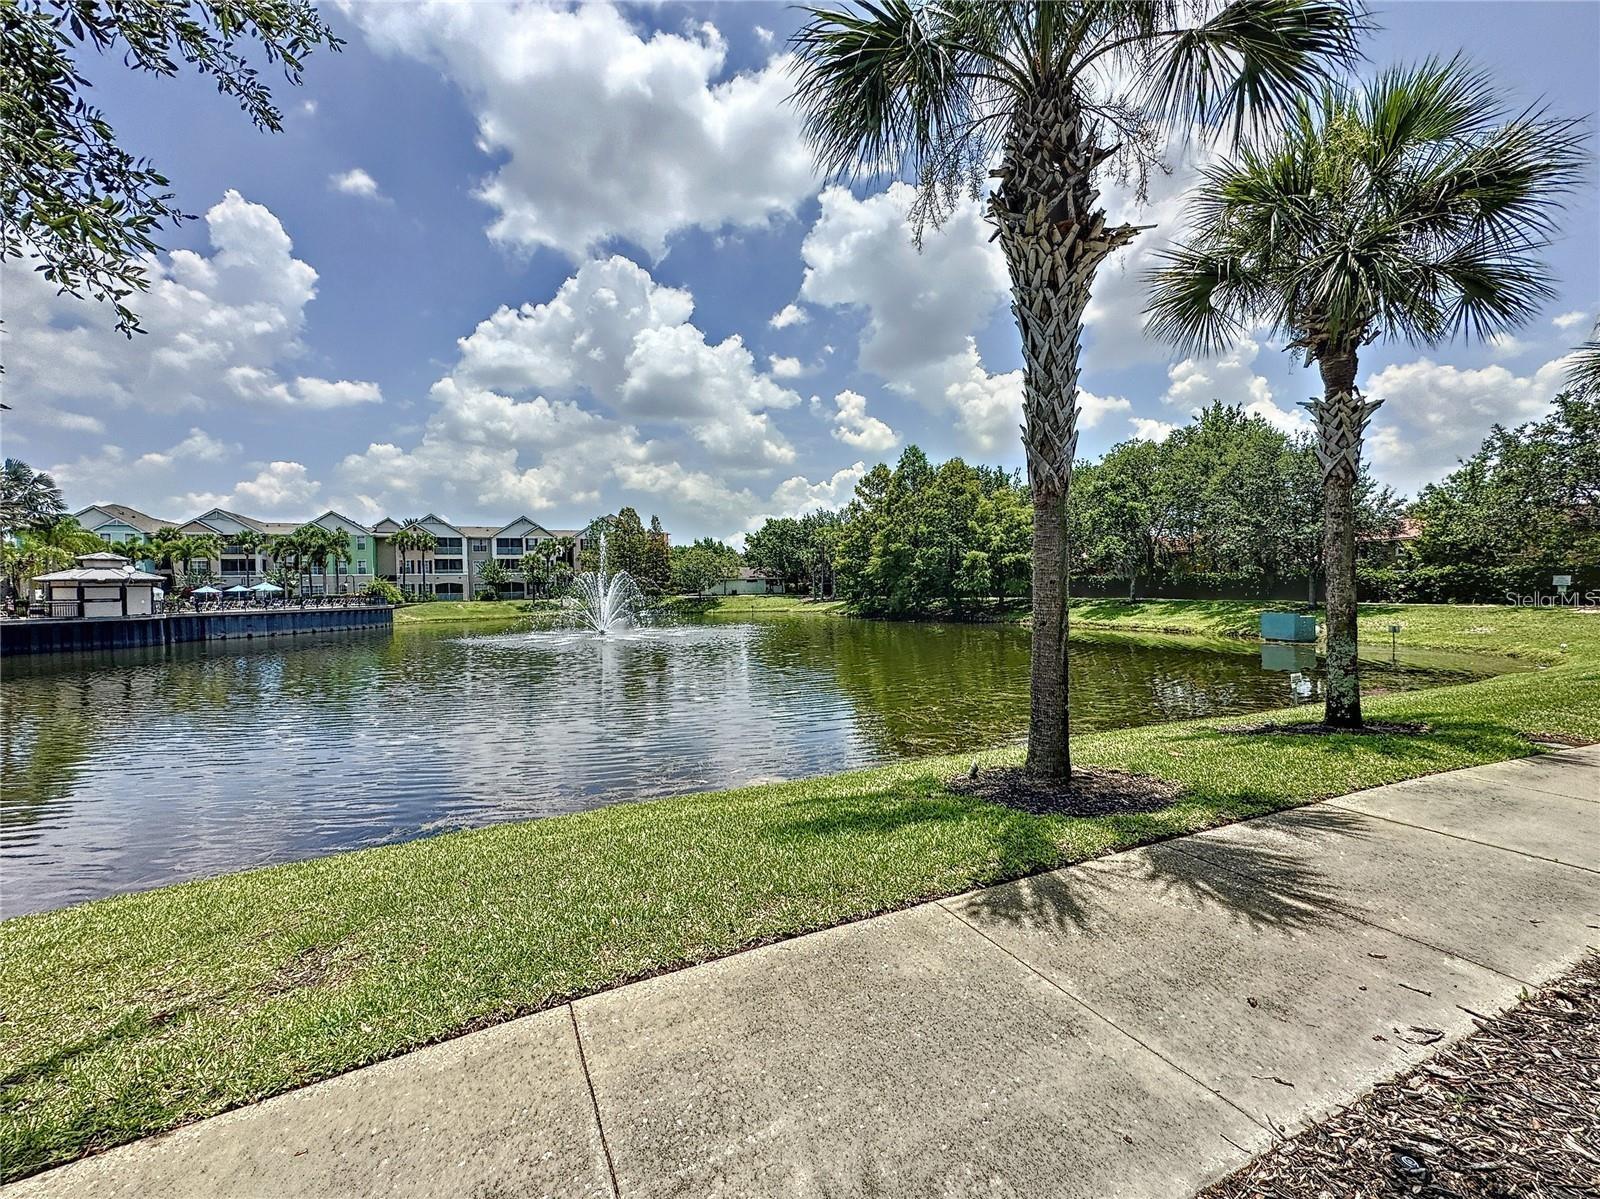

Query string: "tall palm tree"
[393, 521, 437, 599]
[233, 528, 268, 586]
[300, 527, 331, 597]
[790, 0, 1364, 778]
[0, 459, 66, 534]
[331, 532, 353, 595]
[177, 534, 223, 586]
[1146, 58, 1584, 727]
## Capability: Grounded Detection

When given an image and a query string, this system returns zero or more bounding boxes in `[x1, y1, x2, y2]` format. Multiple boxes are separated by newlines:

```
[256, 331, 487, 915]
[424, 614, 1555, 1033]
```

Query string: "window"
[434, 536, 463, 554]
[470, 539, 489, 553]
[356, 559, 368, 575]
[356, 537, 367, 550]
[220, 558, 250, 574]
[434, 558, 464, 573]
[495, 537, 521, 555]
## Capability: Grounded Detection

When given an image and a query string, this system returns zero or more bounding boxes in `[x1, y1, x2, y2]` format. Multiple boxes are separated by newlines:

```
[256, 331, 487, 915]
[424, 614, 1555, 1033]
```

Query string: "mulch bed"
[1221, 719, 1433, 737]
[1201, 952, 1600, 1199]
[945, 765, 1182, 816]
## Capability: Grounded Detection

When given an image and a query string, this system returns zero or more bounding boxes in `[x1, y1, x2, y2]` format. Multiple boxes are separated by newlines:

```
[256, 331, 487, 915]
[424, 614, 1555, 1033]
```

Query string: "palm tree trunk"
[1307, 351, 1383, 728]
[992, 91, 1142, 780]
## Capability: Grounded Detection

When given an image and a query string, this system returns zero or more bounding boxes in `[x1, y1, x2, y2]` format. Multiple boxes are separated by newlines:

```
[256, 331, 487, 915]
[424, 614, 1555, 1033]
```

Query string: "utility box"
[1260, 612, 1318, 643]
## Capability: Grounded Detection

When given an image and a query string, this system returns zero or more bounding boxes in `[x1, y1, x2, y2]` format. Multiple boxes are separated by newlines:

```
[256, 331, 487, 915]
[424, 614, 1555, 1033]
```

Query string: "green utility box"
[1260, 612, 1318, 643]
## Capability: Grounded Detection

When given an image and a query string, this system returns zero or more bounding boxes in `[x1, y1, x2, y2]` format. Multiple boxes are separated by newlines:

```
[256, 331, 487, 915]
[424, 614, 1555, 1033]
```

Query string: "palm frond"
[1147, 0, 1367, 140]
[1566, 322, 1600, 401]
[788, 0, 1018, 185]
[1147, 54, 1587, 359]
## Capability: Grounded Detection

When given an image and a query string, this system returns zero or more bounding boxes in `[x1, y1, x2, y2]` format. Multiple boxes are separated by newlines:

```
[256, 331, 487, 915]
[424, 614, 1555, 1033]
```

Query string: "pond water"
[0, 614, 1496, 915]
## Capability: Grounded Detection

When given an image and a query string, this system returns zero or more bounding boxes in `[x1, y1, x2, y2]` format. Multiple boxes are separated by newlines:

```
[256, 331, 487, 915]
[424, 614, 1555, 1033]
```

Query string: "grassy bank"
[391, 599, 560, 625]
[3, 604, 1596, 1181]
[654, 593, 850, 616]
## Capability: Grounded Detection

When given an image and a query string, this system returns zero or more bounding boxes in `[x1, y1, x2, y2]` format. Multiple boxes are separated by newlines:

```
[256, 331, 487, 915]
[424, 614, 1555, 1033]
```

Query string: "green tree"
[0, 459, 65, 533]
[1408, 390, 1600, 579]
[799, 510, 844, 598]
[391, 521, 436, 598]
[792, 0, 1363, 776]
[671, 546, 731, 596]
[642, 516, 673, 594]
[231, 527, 268, 585]
[744, 517, 812, 593]
[2, 0, 341, 342]
[1147, 57, 1584, 727]
[2, 540, 72, 601]
[476, 558, 509, 599]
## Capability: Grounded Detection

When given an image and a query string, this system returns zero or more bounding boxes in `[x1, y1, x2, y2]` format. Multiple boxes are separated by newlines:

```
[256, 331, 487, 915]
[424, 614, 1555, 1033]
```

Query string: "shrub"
[363, 579, 405, 605]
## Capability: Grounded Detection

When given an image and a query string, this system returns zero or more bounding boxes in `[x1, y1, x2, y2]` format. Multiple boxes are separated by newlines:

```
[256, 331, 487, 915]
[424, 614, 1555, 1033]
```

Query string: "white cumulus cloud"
[350, 2, 817, 259]
[829, 390, 898, 452]
[3, 190, 381, 416]
[331, 168, 383, 199]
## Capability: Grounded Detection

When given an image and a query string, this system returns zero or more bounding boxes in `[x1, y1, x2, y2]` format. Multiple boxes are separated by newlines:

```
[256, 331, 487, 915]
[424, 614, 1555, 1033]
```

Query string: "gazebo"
[31, 552, 165, 618]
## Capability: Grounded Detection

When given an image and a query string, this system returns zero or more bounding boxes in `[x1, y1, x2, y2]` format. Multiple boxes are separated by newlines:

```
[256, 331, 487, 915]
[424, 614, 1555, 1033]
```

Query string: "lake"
[0, 614, 1492, 915]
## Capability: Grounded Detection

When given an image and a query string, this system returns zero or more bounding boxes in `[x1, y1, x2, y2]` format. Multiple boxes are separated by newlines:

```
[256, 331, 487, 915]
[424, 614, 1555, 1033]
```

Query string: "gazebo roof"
[33, 567, 165, 584]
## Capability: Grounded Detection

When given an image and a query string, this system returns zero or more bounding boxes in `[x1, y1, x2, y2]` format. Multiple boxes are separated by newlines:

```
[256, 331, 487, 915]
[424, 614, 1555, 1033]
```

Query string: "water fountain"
[568, 531, 644, 634]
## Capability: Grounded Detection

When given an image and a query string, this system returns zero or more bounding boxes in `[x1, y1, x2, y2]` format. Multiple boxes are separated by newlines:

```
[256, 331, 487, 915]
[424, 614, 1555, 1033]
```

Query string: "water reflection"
[0, 617, 1489, 915]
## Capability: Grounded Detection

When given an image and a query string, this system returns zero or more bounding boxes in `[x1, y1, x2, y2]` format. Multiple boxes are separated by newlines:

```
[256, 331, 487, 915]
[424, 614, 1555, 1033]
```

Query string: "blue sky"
[5, 1, 1597, 541]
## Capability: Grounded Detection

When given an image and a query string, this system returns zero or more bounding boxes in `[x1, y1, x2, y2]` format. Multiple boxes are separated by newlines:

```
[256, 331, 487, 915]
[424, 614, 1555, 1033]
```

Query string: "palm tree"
[392, 521, 437, 599]
[233, 528, 268, 586]
[1146, 58, 1585, 727]
[177, 534, 222, 586]
[1567, 318, 1600, 401]
[300, 527, 327, 597]
[0, 459, 66, 534]
[790, 0, 1364, 778]
[267, 531, 306, 598]
[330, 532, 353, 595]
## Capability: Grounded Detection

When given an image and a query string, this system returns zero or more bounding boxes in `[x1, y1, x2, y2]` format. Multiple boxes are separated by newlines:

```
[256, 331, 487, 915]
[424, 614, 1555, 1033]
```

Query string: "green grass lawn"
[2, 602, 1596, 1181]
[391, 599, 560, 624]
[655, 593, 850, 615]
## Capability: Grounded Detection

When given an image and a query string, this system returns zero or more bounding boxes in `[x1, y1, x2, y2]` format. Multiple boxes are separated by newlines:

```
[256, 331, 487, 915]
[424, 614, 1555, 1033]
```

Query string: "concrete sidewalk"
[9, 748, 1597, 1198]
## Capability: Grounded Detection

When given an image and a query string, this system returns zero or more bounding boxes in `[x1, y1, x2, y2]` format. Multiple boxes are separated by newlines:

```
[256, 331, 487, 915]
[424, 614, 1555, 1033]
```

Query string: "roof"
[75, 504, 176, 533]
[76, 551, 131, 564]
[735, 567, 776, 581]
[35, 567, 164, 584]
[188, 507, 268, 533]
[258, 522, 301, 535]
[457, 525, 499, 537]
[304, 510, 373, 533]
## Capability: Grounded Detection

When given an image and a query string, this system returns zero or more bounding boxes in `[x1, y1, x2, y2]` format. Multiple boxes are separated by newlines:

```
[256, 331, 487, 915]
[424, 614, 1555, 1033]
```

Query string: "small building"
[32, 552, 165, 618]
[713, 568, 783, 596]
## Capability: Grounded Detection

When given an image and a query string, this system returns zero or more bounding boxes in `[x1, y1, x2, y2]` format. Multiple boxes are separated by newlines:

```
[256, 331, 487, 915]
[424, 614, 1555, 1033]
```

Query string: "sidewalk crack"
[568, 1003, 622, 1199]
[934, 900, 1272, 1136]
[1319, 802, 1600, 876]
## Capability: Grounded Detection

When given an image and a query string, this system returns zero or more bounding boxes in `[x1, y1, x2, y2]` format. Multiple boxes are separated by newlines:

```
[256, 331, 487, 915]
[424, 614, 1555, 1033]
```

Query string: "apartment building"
[73, 505, 601, 598]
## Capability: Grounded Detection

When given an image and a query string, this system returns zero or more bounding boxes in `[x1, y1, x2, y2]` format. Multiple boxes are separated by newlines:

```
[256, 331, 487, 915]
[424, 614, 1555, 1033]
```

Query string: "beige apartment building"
[73, 505, 599, 598]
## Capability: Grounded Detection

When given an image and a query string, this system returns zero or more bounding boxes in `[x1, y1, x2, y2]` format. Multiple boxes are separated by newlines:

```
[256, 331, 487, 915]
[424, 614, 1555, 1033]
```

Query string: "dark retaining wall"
[0, 605, 393, 657]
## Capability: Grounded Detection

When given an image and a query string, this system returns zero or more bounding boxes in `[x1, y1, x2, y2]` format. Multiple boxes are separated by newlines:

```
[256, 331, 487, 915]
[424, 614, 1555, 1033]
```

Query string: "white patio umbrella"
[224, 585, 251, 595]
[250, 582, 284, 593]
[192, 585, 222, 595]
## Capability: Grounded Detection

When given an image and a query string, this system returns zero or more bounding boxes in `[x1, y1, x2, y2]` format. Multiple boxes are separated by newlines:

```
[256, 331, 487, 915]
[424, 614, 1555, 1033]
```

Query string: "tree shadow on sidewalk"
[955, 806, 1372, 938]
